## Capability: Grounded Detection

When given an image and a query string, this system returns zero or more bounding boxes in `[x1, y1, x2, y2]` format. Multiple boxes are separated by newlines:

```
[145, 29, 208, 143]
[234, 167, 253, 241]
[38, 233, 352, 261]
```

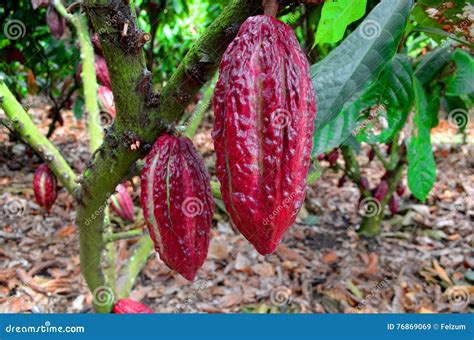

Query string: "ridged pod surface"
[212, 15, 316, 255]
[33, 164, 57, 211]
[112, 298, 153, 314]
[141, 134, 213, 281]
[110, 184, 134, 222]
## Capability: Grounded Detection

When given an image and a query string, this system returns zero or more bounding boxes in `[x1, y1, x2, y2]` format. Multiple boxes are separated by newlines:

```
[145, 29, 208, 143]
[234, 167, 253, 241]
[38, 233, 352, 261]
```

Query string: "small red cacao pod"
[389, 195, 399, 214]
[337, 176, 346, 188]
[327, 149, 339, 167]
[367, 149, 375, 162]
[91, 33, 103, 55]
[360, 177, 370, 192]
[98, 85, 116, 118]
[213, 15, 316, 255]
[95, 54, 111, 88]
[374, 180, 389, 202]
[141, 134, 213, 281]
[110, 184, 134, 222]
[112, 298, 153, 314]
[396, 181, 405, 196]
[33, 164, 57, 210]
[46, 4, 65, 39]
[317, 154, 326, 162]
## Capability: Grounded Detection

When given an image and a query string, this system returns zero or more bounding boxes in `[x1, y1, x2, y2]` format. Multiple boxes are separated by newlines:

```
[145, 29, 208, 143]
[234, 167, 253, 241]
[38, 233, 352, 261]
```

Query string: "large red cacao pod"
[33, 164, 57, 211]
[110, 183, 134, 222]
[212, 15, 316, 255]
[141, 134, 213, 281]
[113, 298, 153, 314]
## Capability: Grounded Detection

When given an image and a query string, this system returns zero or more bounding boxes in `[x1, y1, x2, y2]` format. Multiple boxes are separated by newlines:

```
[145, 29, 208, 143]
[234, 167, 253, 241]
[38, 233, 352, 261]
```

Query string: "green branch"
[54, 1, 102, 152]
[105, 229, 144, 243]
[0, 81, 78, 194]
[117, 234, 154, 298]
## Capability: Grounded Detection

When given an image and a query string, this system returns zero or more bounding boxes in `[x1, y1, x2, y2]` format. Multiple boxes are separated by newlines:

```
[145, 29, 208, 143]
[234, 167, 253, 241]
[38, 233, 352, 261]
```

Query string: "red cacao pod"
[317, 154, 326, 162]
[110, 184, 134, 222]
[98, 85, 116, 118]
[31, 0, 49, 9]
[33, 164, 57, 211]
[327, 149, 339, 167]
[367, 149, 375, 162]
[141, 134, 213, 281]
[212, 15, 316, 255]
[91, 33, 103, 55]
[396, 181, 405, 196]
[95, 54, 111, 88]
[389, 195, 399, 214]
[373, 180, 389, 202]
[337, 176, 346, 188]
[46, 4, 65, 39]
[112, 298, 153, 314]
[360, 177, 370, 192]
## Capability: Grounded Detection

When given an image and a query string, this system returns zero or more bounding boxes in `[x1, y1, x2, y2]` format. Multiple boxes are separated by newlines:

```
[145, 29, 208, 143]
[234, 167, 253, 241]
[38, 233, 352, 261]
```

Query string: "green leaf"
[426, 83, 442, 128]
[407, 78, 436, 202]
[414, 47, 452, 86]
[446, 49, 474, 96]
[315, 0, 367, 45]
[312, 94, 363, 155]
[311, 0, 413, 132]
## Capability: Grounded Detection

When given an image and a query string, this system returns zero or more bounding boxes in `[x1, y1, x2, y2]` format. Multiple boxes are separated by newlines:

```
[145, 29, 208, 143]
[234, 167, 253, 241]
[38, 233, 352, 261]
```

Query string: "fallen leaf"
[432, 259, 453, 285]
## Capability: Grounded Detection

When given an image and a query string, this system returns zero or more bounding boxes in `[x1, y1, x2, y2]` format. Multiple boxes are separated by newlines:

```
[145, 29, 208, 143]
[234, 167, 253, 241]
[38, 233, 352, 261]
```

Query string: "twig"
[105, 229, 144, 243]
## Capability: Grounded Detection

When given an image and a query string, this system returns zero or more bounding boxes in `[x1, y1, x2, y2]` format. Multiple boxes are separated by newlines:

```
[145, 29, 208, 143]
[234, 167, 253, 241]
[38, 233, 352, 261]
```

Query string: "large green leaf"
[314, 53, 414, 154]
[315, 0, 367, 45]
[407, 78, 436, 202]
[311, 0, 413, 136]
[414, 47, 451, 86]
[446, 49, 474, 96]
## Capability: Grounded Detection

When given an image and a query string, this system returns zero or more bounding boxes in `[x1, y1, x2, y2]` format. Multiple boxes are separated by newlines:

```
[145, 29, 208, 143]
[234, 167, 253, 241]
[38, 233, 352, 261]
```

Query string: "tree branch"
[0, 81, 78, 194]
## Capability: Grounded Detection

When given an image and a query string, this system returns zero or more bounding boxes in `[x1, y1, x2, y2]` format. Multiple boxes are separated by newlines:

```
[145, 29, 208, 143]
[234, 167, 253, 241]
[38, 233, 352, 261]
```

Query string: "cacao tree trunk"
[358, 209, 384, 238]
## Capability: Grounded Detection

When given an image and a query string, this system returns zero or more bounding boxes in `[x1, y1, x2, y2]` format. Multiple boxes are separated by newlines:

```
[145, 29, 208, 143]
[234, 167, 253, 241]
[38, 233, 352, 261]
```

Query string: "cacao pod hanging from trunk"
[141, 134, 213, 281]
[33, 164, 57, 211]
[110, 183, 134, 222]
[113, 298, 153, 314]
[212, 15, 316, 255]
[95, 54, 111, 88]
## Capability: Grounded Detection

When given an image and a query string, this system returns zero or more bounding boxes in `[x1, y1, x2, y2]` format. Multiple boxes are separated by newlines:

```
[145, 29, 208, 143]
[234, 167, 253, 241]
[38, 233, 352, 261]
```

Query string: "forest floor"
[0, 100, 473, 313]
